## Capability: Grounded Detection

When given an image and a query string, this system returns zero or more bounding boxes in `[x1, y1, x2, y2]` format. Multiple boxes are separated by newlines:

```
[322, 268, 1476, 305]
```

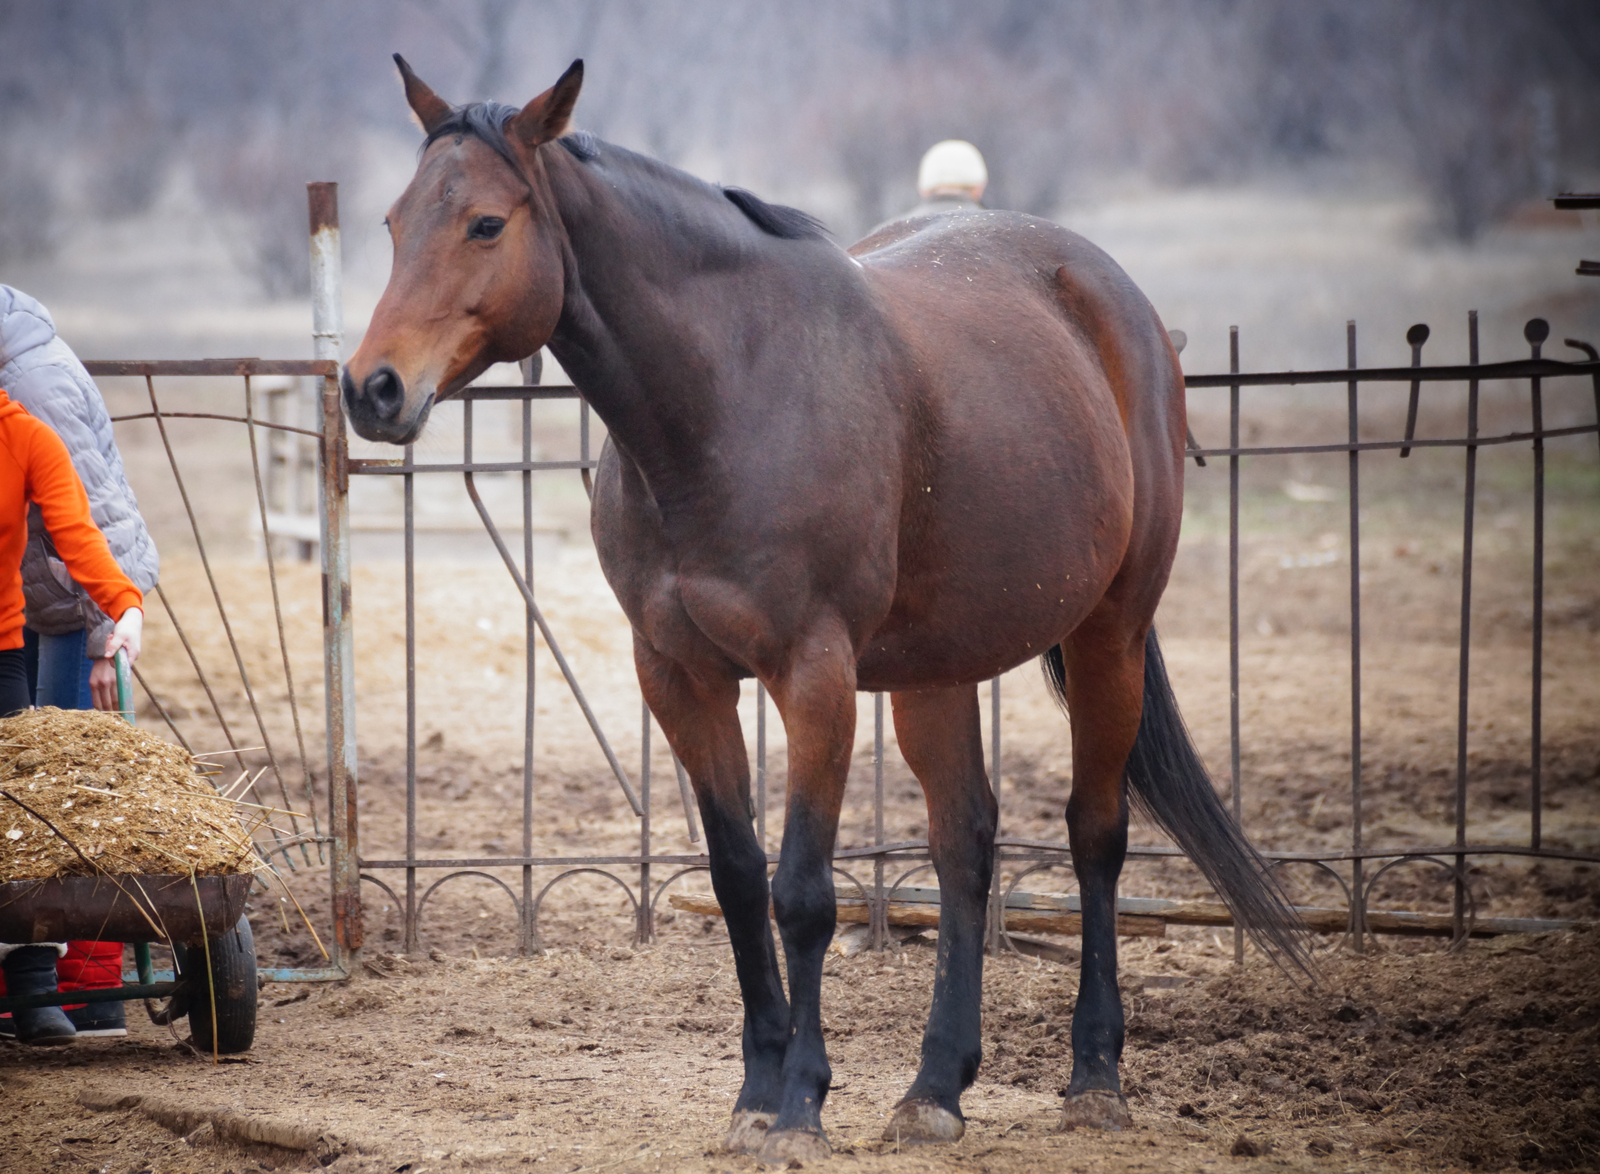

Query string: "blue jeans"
[34, 628, 94, 710]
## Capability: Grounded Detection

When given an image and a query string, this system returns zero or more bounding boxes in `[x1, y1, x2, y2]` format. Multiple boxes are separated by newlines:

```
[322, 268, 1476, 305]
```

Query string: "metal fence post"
[1229, 326, 1244, 965]
[311, 182, 360, 968]
[987, 676, 1002, 956]
[871, 692, 886, 950]
[1454, 311, 1480, 942]
[1346, 321, 1365, 952]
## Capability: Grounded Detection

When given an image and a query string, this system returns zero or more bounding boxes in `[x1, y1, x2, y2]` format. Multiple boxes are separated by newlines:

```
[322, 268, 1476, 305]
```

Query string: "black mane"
[722, 187, 828, 241]
[425, 108, 828, 242]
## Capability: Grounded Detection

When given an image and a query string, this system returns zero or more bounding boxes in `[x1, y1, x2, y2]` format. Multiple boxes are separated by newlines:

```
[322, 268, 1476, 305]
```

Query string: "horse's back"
[855, 210, 1180, 426]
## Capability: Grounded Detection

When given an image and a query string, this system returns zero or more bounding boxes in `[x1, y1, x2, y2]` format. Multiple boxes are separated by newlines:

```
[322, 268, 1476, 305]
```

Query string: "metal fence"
[83, 182, 1599, 974]
[342, 317, 1599, 964]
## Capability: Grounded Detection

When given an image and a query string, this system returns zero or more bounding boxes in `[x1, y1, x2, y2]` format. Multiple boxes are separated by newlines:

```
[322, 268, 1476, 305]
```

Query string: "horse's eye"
[468, 216, 505, 241]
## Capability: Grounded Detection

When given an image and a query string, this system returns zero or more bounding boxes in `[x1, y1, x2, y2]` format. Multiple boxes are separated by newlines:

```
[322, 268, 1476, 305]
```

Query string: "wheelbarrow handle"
[115, 648, 134, 727]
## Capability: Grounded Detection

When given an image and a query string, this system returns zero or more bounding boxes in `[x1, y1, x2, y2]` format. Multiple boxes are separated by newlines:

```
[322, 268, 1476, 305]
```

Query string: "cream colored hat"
[917, 140, 988, 199]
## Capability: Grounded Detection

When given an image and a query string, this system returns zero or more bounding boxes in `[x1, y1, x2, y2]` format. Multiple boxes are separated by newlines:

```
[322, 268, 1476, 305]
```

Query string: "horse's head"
[343, 56, 583, 444]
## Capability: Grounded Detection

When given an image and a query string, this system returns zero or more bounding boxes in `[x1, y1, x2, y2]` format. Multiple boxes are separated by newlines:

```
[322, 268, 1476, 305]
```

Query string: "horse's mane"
[721, 187, 828, 241]
[423, 103, 828, 243]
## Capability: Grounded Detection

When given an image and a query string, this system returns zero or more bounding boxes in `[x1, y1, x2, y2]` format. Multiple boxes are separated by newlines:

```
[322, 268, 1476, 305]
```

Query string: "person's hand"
[106, 606, 143, 666]
[89, 656, 118, 712]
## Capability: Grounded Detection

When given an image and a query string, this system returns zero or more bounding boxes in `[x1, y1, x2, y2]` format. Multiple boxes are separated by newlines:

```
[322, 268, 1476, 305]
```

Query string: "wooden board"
[666, 892, 1166, 938]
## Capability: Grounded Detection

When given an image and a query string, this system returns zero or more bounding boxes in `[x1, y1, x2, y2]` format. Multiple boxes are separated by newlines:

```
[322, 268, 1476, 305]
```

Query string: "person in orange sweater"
[0, 386, 143, 1045]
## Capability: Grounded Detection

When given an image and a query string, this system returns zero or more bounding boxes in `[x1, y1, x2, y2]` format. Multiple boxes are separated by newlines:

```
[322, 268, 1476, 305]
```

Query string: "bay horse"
[344, 57, 1305, 1163]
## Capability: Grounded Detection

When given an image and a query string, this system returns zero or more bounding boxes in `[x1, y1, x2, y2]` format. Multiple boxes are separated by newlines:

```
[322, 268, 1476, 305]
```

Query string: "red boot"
[58, 941, 127, 1036]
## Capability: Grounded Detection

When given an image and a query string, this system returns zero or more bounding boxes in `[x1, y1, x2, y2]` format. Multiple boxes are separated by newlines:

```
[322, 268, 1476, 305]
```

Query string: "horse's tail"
[1043, 630, 1312, 974]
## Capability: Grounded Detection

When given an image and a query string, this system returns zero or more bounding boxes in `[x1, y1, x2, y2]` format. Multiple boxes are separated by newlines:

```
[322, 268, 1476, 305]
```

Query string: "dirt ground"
[7, 310, 1597, 1172]
[5, 926, 1598, 1173]
[4, 430, 1590, 1174]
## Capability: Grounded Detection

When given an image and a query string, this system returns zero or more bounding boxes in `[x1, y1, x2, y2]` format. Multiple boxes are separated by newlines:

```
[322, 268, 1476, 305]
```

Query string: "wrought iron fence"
[81, 188, 1600, 972]
[343, 317, 1600, 962]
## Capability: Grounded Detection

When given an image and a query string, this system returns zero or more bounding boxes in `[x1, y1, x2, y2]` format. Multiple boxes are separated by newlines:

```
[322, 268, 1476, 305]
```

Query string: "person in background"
[907, 138, 988, 217]
[0, 285, 157, 1043]
[869, 139, 989, 236]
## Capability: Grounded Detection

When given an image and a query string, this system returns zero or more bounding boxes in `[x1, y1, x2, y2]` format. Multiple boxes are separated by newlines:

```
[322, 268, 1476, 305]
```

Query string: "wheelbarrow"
[0, 652, 258, 1053]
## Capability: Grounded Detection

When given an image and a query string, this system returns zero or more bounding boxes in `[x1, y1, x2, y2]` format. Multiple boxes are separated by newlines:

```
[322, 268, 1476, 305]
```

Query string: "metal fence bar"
[639, 702, 653, 944]
[987, 676, 1002, 955]
[1187, 425, 1598, 458]
[756, 683, 768, 853]
[522, 392, 538, 955]
[129, 662, 193, 753]
[1527, 320, 1547, 851]
[108, 411, 322, 438]
[404, 439, 418, 955]
[351, 458, 599, 475]
[356, 840, 1600, 871]
[872, 691, 885, 950]
[84, 360, 335, 377]
[580, 398, 594, 499]
[1183, 354, 1595, 388]
[1229, 326, 1243, 965]
[1454, 313, 1480, 940]
[673, 754, 702, 843]
[1346, 322, 1365, 951]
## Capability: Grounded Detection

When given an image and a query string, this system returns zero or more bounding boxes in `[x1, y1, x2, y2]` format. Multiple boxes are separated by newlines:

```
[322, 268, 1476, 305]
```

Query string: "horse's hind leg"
[633, 639, 788, 1153]
[882, 684, 997, 1143]
[1056, 614, 1146, 1130]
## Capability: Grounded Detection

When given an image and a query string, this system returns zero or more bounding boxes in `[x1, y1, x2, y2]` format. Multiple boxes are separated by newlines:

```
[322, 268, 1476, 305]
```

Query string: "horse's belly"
[857, 510, 1125, 691]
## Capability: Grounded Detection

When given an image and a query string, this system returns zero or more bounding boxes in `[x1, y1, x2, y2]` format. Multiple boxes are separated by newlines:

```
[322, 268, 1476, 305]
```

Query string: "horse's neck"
[543, 151, 792, 494]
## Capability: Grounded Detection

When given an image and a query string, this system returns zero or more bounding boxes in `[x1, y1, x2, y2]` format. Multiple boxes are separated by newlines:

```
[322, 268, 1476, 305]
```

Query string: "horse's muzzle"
[341, 365, 430, 444]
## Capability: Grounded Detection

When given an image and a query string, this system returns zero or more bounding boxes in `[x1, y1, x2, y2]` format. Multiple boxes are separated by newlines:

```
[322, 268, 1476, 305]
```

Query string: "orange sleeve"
[23, 417, 143, 623]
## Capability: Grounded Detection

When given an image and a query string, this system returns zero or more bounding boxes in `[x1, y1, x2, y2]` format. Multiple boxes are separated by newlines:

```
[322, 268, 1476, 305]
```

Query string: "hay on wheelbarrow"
[0, 708, 261, 881]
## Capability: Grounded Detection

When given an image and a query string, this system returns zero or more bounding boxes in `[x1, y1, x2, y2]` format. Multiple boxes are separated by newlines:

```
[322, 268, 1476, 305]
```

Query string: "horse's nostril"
[364, 367, 405, 417]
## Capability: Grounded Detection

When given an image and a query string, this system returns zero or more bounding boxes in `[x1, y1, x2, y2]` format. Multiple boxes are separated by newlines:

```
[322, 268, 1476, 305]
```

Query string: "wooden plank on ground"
[666, 892, 1166, 938]
[667, 888, 1585, 939]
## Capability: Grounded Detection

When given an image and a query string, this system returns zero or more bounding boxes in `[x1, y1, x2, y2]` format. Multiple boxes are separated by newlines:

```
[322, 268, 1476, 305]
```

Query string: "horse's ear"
[394, 53, 453, 135]
[508, 60, 584, 149]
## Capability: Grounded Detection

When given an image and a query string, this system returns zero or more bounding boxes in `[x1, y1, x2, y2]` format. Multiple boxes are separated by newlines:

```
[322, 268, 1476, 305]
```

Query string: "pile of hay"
[0, 709, 256, 881]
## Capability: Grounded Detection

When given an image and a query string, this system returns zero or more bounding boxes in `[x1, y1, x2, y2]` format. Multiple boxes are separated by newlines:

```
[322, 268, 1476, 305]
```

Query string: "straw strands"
[0, 708, 276, 880]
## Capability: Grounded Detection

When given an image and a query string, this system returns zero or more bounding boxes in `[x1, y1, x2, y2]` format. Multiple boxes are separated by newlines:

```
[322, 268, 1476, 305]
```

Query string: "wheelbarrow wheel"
[175, 914, 257, 1054]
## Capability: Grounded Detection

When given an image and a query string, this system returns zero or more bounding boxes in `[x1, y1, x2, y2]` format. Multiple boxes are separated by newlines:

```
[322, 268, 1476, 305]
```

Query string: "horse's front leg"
[754, 635, 858, 1165]
[882, 684, 996, 1143]
[634, 639, 789, 1153]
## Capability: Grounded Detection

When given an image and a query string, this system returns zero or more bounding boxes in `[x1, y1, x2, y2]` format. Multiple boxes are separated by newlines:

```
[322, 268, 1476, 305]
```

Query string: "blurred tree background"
[2, 0, 1595, 293]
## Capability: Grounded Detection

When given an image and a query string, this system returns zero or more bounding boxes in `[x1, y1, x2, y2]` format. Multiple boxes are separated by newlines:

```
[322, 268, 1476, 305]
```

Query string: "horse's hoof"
[725, 1111, 776, 1153]
[881, 1099, 965, 1144]
[1057, 1089, 1132, 1132]
[757, 1127, 832, 1165]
